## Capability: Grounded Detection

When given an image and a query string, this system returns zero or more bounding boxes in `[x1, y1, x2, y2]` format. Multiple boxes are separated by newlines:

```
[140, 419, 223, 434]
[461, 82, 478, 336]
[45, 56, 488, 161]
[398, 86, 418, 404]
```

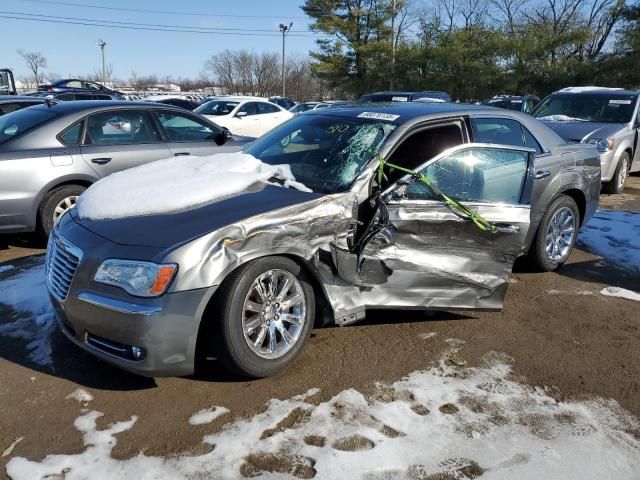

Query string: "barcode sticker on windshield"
[357, 112, 400, 121]
[609, 99, 632, 104]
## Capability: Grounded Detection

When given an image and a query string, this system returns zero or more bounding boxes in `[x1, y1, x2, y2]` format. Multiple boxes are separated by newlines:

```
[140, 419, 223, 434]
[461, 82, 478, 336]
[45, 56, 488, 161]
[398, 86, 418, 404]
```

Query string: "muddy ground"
[1, 176, 639, 478]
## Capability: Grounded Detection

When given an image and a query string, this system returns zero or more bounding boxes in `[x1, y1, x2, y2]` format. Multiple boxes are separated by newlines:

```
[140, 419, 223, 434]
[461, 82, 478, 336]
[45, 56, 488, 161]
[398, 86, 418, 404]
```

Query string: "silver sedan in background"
[0, 101, 252, 236]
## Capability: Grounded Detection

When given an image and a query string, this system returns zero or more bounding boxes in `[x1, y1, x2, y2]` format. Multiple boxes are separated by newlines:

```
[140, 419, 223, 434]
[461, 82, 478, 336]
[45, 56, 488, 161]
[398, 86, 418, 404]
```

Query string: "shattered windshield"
[245, 114, 396, 194]
[533, 93, 638, 123]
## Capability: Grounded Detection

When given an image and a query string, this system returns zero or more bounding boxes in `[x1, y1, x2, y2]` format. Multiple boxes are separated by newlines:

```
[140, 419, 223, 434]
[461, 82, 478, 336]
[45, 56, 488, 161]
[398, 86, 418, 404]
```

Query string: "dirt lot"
[1, 176, 639, 478]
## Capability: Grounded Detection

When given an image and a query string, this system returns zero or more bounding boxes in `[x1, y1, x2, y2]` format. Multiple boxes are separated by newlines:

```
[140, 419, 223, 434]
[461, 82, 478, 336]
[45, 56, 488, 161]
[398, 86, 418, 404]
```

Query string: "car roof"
[206, 96, 265, 102]
[304, 102, 569, 149]
[552, 87, 639, 96]
[0, 95, 47, 103]
[20, 100, 184, 114]
[304, 102, 491, 121]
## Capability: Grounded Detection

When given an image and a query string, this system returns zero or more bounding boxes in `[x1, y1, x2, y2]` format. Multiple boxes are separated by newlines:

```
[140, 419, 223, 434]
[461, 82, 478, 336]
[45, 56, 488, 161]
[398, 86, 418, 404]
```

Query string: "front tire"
[527, 195, 579, 272]
[38, 184, 86, 237]
[603, 151, 629, 194]
[214, 256, 315, 378]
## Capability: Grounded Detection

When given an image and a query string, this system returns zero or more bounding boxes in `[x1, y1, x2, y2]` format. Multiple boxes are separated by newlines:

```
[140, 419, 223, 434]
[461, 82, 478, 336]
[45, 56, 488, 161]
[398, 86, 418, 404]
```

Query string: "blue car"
[38, 78, 124, 100]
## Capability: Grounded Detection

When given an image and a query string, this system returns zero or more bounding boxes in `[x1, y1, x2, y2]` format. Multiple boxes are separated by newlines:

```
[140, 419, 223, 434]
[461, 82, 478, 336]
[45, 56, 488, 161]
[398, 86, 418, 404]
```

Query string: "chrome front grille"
[45, 231, 83, 301]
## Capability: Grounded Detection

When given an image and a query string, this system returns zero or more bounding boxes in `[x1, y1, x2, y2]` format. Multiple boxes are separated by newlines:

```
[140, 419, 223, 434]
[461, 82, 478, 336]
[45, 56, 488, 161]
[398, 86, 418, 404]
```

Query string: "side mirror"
[235, 111, 248, 118]
[214, 128, 231, 146]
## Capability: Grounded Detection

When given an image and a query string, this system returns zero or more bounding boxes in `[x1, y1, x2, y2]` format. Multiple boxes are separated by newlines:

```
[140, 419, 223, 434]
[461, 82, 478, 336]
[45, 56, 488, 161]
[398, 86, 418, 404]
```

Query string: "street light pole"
[279, 22, 292, 98]
[97, 39, 107, 86]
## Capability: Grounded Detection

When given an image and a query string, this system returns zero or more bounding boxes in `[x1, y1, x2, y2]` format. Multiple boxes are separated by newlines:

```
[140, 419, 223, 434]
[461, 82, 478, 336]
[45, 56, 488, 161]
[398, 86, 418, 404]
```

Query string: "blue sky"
[2, 0, 319, 81]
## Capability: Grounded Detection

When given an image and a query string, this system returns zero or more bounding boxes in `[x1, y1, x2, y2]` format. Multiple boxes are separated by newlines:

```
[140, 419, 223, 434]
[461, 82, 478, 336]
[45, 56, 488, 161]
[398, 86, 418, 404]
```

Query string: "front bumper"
[47, 213, 217, 377]
[599, 150, 618, 182]
[52, 285, 215, 377]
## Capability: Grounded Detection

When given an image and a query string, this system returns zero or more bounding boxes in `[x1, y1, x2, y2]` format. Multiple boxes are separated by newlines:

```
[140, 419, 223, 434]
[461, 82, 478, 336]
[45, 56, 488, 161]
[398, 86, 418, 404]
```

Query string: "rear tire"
[213, 256, 315, 378]
[37, 185, 85, 237]
[527, 195, 579, 272]
[602, 151, 629, 194]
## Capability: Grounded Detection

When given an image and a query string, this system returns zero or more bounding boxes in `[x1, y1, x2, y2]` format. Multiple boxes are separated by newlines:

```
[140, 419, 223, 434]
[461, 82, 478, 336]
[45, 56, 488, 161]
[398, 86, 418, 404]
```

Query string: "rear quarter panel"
[526, 143, 599, 249]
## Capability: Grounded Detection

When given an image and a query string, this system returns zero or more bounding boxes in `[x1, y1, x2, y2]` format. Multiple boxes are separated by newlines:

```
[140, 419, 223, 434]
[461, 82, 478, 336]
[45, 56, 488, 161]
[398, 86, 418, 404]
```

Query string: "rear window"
[0, 107, 59, 144]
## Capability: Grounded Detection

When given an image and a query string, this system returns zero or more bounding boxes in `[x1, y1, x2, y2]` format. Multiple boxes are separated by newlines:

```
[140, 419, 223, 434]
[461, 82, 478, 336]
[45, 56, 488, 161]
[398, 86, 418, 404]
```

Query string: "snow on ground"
[0, 262, 55, 367]
[578, 210, 640, 273]
[600, 286, 640, 302]
[6, 351, 640, 480]
[189, 406, 230, 426]
[66, 389, 94, 403]
[76, 153, 309, 221]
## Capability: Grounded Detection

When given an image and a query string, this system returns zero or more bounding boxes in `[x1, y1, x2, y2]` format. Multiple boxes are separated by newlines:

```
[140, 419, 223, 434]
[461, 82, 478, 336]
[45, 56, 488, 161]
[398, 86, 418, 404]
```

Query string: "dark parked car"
[268, 96, 295, 110]
[145, 95, 201, 111]
[484, 95, 540, 114]
[0, 101, 253, 236]
[33, 92, 113, 101]
[48, 102, 599, 378]
[358, 91, 451, 103]
[38, 79, 123, 100]
[532, 87, 640, 193]
[0, 95, 47, 115]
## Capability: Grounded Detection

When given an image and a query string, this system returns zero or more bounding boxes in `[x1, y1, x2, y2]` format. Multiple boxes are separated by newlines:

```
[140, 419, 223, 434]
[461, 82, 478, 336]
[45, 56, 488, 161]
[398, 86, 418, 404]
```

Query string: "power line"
[18, 0, 329, 20]
[0, 10, 321, 34]
[0, 12, 333, 38]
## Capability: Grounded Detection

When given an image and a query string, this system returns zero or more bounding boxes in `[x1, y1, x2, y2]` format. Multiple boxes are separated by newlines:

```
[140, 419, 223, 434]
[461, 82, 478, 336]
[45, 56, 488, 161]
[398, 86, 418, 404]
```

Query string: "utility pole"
[390, 0, 396, 90]
[97, 39, 107, 86]
[279, 22, 292, 97]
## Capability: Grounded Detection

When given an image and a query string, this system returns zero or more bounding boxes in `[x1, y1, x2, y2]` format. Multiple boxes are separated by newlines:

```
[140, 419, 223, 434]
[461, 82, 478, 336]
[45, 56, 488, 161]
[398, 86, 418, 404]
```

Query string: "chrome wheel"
[242, 269, 306, 359]
[53, 195, 78, 224]
[544, 206, 576, 262]
[617, 156, 628, 191]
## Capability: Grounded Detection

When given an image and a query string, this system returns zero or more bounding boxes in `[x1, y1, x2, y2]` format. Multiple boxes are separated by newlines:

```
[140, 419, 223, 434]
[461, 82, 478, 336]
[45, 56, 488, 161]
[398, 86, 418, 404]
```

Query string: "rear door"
[253, 102, 291, 137]
[363, 144, 533, 311]
[230, 102, 258, 136]
[80, 109, 171, 177]
[153, 110, 241, 156]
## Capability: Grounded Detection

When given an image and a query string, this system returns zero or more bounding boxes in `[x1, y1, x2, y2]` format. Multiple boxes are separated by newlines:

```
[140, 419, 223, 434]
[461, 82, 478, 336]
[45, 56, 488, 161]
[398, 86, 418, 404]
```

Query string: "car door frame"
[150, 108, 231, 156]
[79, 107, 171, 176]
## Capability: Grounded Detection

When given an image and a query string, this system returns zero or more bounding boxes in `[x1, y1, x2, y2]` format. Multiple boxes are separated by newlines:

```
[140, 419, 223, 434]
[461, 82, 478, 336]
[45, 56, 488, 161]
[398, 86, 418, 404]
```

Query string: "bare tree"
[17, 50, 47, 85]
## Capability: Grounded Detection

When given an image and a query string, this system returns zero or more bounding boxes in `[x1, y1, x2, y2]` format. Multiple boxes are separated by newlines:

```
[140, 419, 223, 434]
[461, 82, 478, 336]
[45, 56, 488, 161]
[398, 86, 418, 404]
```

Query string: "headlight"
[586, 137, 615, 152]
[94, 260, 177, 297]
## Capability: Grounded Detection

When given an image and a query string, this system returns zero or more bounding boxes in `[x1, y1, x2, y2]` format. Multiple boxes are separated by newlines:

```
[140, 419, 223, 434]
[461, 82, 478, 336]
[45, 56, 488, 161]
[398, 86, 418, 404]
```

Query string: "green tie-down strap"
[375, 155, 498, 233]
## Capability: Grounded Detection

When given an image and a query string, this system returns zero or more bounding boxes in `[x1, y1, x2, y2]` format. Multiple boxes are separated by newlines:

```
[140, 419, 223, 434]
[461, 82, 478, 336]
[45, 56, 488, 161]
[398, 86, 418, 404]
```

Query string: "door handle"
[535, 170, 551, 179]
[494, 224, 520, 234]
[174, 152, 191, 156]
[90, 157, 111, 165]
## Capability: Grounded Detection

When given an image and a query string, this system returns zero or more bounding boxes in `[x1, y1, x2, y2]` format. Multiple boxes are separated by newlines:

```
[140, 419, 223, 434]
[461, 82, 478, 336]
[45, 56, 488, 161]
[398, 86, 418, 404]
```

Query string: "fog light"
[131, 346, 143, 359]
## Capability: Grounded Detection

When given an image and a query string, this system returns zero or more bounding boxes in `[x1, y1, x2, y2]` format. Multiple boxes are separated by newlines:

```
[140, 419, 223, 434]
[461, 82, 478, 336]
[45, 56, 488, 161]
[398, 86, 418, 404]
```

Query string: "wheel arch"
[559, 188, 586, 227]
[195, 253, 335, 366]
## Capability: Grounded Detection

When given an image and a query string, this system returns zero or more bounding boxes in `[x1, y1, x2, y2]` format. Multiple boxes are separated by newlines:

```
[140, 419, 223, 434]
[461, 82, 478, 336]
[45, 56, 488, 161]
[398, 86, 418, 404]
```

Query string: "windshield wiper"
[267, 175, 311, 192]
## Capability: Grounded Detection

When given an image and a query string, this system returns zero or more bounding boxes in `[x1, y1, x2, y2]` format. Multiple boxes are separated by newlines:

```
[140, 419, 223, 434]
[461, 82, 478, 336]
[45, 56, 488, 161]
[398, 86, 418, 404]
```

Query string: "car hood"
[70, 183, 323, 248]
[539, 120, 624, 142]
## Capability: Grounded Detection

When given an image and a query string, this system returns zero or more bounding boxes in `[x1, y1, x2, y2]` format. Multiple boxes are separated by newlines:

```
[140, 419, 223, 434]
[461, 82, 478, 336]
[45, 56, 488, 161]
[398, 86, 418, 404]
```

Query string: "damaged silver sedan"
[47, 103, 600, 377]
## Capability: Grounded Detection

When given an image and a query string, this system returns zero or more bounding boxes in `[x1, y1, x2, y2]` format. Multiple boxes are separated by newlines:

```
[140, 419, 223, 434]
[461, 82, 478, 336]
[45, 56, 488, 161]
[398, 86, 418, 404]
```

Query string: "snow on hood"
[76, 153, 310, 221]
